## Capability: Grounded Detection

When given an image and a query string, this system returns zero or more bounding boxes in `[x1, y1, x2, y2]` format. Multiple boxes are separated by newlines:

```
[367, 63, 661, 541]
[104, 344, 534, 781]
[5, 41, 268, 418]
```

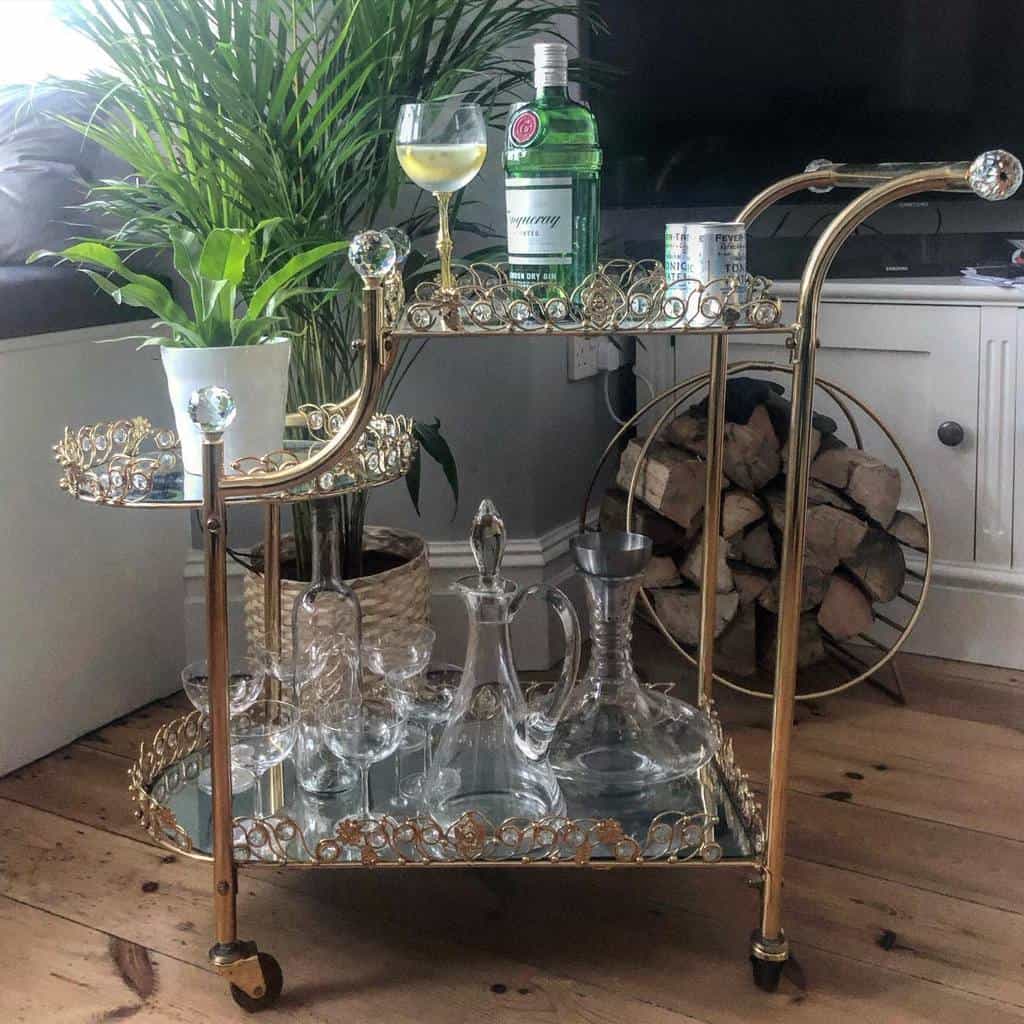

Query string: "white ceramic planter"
[161, 339, 291, 474]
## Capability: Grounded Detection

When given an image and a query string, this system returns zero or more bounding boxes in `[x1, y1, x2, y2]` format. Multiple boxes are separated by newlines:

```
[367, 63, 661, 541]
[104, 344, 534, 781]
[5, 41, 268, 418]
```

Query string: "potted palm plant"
[33, 226, 344, 472]
[56, 0, 588, 587]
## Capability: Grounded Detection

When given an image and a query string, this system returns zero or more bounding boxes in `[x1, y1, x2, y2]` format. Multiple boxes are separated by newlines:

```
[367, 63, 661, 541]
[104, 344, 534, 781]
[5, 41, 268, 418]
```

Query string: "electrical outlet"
[567, 336, 601, 380]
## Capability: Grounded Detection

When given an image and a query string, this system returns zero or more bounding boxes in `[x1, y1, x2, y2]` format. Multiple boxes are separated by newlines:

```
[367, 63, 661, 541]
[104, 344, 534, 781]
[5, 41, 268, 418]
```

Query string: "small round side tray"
[54, 408, 416, 508]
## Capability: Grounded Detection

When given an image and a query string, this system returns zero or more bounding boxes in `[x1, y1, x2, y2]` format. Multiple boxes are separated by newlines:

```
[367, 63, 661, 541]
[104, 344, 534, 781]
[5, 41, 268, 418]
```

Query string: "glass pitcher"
[423, 499, 581, 827]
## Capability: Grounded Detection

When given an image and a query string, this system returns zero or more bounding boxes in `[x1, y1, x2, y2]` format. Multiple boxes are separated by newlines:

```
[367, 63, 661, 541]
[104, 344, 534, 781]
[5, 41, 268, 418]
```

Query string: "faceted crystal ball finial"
[968, 150, 1022, 201]
[188, 385, 236, 435]
[470, 498, 506, 587]
[805, 156, 834, 194]
[349, 230, 397, 282]
[382, 227, 412, 266]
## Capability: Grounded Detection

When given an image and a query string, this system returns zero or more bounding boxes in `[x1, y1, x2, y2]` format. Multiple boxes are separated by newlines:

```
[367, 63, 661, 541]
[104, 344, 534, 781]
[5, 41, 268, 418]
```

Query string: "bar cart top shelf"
[389, 261, 792, 338]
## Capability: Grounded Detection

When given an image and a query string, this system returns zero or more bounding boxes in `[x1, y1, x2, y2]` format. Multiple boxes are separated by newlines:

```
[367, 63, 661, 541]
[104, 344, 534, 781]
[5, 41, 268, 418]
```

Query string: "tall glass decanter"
[424, 499, 581, 828]
[549, 530, 718, 803]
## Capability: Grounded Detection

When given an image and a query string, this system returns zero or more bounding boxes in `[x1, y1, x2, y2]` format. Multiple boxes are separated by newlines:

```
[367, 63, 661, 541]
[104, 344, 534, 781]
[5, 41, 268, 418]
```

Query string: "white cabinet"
[638, 278, 1024, 669]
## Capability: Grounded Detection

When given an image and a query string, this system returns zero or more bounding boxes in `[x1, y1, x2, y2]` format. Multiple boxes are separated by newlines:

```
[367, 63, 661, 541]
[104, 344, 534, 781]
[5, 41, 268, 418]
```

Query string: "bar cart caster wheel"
[230, 953, 283, 1013]
[750, 955, 784, 992]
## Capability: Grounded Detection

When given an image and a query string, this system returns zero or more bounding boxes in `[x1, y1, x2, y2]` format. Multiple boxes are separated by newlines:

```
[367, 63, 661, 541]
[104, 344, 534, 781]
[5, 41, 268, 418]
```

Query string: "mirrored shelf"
[132, 706, 763, 868]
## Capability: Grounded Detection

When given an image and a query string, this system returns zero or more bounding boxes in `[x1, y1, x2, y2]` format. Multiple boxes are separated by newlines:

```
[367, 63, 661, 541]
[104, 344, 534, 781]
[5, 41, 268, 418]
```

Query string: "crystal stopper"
[470, 498, 506, 588]
[349, 230, 397, 282]
[968, 150, 1022, 202]
[187, 385, 236, 434]
[805, 156, 834, 194]
[382, 226, 411, 266]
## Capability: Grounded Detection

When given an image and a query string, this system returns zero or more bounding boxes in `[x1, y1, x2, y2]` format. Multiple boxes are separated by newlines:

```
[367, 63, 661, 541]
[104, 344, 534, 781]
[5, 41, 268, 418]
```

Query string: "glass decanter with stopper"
[549, 530, 719, 817]
[423, 499, 581, 828]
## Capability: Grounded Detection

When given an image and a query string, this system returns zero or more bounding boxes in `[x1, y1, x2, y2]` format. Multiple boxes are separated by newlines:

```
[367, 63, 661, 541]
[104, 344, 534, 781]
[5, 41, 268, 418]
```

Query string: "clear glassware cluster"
[188, 493, 718, 856]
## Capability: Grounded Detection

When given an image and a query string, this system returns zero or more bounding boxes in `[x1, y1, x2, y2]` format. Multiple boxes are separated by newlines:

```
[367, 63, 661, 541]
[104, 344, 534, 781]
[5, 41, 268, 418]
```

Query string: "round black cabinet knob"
[937, 421, 965, 447]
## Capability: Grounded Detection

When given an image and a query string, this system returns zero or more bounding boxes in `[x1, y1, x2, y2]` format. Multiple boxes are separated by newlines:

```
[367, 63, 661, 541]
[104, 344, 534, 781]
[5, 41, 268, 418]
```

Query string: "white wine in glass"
[395, 101, 487, 294]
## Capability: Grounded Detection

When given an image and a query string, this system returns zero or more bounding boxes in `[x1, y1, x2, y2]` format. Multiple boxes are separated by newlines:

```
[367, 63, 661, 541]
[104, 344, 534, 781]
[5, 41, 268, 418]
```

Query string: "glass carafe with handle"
[423, 499, 581, 828]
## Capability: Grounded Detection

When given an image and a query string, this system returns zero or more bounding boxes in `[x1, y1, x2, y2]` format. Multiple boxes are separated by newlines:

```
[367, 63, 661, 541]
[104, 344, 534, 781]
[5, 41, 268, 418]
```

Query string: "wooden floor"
[1, 645, 1022, 1022]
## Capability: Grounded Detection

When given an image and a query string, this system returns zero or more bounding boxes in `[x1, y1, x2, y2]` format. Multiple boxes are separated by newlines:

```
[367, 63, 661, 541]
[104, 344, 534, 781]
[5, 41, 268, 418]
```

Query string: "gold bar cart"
[53, 153, 1020, 1010]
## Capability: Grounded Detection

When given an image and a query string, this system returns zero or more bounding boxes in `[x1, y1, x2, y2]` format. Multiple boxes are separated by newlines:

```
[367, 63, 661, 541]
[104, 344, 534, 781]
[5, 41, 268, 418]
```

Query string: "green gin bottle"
[503, 43, 601, 296]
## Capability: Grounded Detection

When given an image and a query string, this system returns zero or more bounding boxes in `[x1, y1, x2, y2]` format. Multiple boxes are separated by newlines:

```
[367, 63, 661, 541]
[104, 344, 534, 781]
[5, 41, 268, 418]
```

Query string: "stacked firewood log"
[603, 378, 927, 675]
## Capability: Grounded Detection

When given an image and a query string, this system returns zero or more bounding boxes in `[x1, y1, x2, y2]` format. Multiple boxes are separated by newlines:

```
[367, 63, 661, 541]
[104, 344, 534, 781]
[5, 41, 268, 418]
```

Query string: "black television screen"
[586, 0, 1024, 209]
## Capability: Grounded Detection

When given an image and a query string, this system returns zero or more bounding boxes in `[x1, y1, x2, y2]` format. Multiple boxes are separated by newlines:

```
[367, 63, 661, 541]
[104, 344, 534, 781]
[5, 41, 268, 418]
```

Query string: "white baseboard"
[901, 556, 1024, 670]
[184, 516, 588, 671]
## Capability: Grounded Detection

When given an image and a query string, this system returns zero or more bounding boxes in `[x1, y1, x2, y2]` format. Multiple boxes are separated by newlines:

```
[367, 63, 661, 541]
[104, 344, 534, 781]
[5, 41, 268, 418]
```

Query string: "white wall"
[0, 323, 187, 773]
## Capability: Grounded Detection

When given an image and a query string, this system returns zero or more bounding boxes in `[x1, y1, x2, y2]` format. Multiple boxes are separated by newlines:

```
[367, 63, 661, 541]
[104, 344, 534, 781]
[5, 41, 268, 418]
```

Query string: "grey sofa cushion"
[0, 84, 123, 266]
[0, 265, 150, 341]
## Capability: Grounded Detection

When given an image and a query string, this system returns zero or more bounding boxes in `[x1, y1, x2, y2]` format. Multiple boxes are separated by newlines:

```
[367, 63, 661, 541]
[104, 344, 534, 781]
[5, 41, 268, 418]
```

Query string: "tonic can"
[664, 222, 746, 326]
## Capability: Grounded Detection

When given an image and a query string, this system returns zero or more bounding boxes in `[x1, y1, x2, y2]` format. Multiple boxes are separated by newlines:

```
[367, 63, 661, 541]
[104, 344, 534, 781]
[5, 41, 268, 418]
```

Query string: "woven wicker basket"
[243, 525, 430, 660]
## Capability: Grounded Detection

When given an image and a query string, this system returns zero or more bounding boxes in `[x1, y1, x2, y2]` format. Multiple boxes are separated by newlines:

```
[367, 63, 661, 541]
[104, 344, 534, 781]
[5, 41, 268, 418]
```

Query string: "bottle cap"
[534, 42, 568, 89]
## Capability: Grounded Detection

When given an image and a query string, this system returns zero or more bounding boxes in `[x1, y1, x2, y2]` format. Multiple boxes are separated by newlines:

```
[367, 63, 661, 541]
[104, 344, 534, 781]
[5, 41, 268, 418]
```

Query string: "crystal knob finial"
[805, 156, 834, 194]
[968, 150, 1022, 201]
[382, 226, 412, 266]
[188, 385, 236, 435]
[349, 230, 397, 282]
[470, 498, 506, 587]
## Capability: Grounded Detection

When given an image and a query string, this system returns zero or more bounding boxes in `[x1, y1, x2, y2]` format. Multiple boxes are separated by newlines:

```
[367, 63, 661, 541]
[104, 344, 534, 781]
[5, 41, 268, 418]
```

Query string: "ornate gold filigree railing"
[129, 704, 764, 867]
[395, 260, 784, 336]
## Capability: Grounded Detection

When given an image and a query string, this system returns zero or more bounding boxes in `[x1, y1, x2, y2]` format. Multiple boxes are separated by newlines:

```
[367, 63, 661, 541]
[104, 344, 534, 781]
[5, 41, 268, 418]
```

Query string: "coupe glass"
[395, 101, 487, 294]
[230, 700, 300, 818]
[396, 662, 460, 803]
[362, 626, 435, 813]
[182, 658, 264, 794]
[320, 695, 407, 824]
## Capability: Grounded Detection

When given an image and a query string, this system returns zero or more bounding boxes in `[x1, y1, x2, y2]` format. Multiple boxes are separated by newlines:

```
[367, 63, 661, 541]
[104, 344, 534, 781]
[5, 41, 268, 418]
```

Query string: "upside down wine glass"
[395, 101, 487, 295]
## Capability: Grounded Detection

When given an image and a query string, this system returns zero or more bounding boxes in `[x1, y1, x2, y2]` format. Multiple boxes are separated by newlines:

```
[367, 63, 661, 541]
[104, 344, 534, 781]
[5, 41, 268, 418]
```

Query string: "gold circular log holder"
[581, 361, 933, 701]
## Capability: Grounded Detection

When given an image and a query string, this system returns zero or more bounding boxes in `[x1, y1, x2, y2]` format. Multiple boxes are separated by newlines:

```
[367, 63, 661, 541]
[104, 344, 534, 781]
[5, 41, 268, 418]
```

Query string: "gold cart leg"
[193, 395, 282, 1011]
[199, 429, 238, 956]
[751, 326, 818, 989]
[696, 333, 729, 856]
[263, 503, 285, 814]
[697, 332, 729, 707]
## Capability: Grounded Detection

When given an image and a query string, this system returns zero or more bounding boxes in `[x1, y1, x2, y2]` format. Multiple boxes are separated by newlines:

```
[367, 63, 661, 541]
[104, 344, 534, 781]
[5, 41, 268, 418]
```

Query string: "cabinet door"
[670, 302, 980, 564]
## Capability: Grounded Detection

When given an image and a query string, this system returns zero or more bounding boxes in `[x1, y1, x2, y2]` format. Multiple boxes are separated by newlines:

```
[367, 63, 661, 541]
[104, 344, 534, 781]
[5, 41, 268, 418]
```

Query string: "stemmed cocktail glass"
[320, 693, 407, 826]
[229, 699, 300, 818]
[395, 101, 487, 297]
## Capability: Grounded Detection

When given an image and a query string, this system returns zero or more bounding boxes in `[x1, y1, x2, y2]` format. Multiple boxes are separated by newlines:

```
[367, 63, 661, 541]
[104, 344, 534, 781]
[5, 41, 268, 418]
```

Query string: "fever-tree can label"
[665, 222, 746, 326]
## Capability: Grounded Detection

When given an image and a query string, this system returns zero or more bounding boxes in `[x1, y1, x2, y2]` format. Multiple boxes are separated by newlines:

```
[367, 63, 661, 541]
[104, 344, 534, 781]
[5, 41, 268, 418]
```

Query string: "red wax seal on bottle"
[510, 109, 540, 146]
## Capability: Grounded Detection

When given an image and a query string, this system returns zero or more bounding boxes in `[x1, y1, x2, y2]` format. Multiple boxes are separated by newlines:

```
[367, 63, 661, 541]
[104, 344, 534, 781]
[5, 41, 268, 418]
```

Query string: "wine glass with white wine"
[395, 101, 487, 297]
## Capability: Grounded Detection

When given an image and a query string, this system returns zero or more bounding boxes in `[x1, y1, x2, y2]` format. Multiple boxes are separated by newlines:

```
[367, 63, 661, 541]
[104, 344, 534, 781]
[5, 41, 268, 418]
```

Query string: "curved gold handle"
[219, 283, 396, 498]
[737, 151, 1021, 230]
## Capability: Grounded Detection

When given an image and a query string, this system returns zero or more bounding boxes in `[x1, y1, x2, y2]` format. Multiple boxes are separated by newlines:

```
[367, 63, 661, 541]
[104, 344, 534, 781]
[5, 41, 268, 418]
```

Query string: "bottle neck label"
[534, 66, 568, 89]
